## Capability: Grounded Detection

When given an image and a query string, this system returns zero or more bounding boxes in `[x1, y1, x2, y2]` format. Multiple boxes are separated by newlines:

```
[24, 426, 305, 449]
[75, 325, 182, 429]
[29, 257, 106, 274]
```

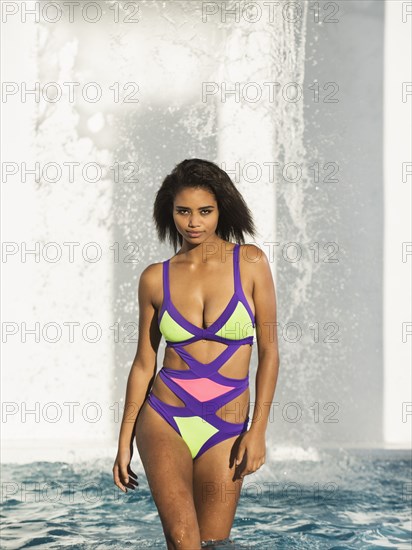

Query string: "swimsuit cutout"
[146, 243, 256, 460]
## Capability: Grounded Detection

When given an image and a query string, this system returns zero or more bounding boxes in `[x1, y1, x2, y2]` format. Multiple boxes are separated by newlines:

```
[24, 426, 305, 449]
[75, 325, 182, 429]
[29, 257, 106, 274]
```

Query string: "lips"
[187, 231, 202, 237]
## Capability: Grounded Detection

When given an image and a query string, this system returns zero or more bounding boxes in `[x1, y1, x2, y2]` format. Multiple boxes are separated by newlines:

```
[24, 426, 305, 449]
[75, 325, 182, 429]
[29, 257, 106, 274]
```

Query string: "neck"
[177, 237, 234, 263]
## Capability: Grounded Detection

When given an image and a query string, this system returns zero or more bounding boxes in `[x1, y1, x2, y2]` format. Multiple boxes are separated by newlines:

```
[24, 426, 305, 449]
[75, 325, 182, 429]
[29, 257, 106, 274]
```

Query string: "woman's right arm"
[113, 264, 162, 492]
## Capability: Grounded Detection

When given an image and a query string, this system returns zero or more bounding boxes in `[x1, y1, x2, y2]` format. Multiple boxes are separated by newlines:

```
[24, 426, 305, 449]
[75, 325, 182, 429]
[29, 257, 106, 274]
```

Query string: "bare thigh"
[193, 434, 245, 541]
[135, 401, 201, 549]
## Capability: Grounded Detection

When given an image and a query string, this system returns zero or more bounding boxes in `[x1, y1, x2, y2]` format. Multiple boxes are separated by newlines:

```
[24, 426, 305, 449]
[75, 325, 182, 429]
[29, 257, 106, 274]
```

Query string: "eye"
[176, 209, 212, 215]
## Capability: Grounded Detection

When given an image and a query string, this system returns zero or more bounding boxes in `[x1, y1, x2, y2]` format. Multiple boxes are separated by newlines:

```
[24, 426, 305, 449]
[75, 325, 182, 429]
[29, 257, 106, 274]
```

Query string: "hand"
[234, 429, 266, 480]
[113, 441, 139, 493]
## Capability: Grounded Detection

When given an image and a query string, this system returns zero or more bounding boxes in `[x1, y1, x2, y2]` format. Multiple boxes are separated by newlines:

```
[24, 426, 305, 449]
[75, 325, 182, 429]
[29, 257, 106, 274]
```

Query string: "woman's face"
[172, 187, 219, 244]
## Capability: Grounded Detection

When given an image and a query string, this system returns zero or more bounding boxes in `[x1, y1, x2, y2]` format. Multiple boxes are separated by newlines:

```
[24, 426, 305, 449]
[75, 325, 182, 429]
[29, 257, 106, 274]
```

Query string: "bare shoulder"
[238, 244, 276, 310]
[140, 261, 163, 279]
[238, 243, 269, 270]
[238, 244, 271, 294]
[138, 261, 163, 308]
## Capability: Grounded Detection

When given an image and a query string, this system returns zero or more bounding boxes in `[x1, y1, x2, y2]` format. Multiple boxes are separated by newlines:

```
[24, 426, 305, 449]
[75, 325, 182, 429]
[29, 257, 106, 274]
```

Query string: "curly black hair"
[153, 158, 257, 252]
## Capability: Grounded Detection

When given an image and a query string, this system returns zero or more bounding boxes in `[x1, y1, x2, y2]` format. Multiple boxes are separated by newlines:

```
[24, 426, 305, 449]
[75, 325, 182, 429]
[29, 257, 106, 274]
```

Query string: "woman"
[113, 159, 280, 549]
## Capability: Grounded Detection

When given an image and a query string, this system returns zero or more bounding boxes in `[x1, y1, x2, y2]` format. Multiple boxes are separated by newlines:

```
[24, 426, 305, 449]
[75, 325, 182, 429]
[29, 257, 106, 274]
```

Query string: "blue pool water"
[1, 448, 411, 549]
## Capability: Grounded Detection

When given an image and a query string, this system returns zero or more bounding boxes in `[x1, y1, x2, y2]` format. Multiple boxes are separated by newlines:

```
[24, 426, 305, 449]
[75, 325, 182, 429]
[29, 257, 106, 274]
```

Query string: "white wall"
[1, 0, 410, 464]
[383, 0, 412, 445]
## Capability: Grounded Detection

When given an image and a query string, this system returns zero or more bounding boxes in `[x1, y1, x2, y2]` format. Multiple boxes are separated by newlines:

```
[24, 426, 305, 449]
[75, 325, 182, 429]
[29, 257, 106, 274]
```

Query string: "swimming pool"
[1, 448, 411, 549]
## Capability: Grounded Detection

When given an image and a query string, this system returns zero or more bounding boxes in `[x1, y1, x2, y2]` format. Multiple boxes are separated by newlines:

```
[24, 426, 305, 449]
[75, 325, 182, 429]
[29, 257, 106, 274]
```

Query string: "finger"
[121, 465, 139, 490]
[127, 465, 138, 480]
[113, 467, 126, 491]
[113, 467, 127, 493]
[127, 471, 139, 485]
[239, 466, 249, 479]
[241, 463, 258, 478]
[235, 447, 245, 466]
[115, 481, 127, 493]
[120, 464, 130, 484]
[126, 475, 139, 489]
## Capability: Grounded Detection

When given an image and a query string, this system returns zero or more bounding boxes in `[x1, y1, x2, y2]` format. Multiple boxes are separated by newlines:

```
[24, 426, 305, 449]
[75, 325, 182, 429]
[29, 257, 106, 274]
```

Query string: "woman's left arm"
[235, 244, 280, 478]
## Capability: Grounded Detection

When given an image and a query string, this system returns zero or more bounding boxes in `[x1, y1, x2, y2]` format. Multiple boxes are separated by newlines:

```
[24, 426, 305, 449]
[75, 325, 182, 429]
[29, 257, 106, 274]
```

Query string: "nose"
[188, 213, 201, 227]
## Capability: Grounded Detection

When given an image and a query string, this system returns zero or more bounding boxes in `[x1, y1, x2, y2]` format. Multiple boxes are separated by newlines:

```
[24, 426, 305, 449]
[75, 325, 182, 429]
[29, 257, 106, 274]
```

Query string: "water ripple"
[1, 449, 411, 549]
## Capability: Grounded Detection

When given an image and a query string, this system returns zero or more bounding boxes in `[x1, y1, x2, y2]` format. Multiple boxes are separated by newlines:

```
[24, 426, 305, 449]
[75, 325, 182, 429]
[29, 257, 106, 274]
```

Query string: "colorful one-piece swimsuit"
[146, 243, 256, 460]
